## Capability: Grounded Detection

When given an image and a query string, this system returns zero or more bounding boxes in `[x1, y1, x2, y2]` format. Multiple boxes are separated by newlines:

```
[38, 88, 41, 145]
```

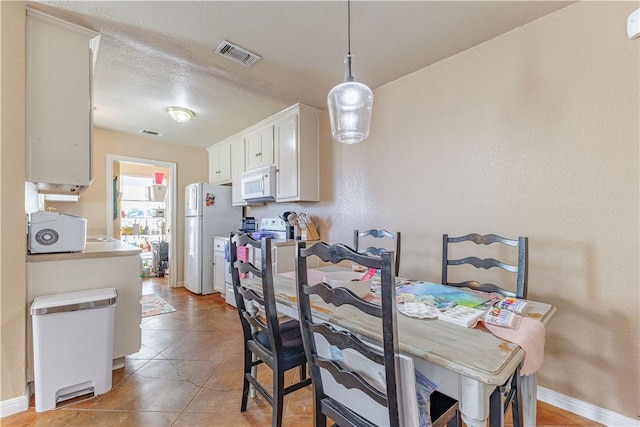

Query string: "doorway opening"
[106, 155, 178, 288]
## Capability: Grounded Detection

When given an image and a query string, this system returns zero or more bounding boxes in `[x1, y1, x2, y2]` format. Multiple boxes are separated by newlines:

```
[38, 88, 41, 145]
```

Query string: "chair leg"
[299, 362, 307, 380]
[489, 386, 504, 427]
[272, 367, 285, 427]
[313, 393, 327, 427]
[512, 377, 524, 427]
[240, 349, 252, 412]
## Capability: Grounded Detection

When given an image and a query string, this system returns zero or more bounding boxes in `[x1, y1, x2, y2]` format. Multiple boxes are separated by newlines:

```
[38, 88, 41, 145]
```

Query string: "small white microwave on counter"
[241, 164, 276, 202]
[28, 211, 87, 254]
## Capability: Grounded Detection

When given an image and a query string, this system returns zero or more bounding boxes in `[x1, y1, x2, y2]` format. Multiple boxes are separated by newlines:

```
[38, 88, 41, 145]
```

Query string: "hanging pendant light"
[327, 0, 373, 144]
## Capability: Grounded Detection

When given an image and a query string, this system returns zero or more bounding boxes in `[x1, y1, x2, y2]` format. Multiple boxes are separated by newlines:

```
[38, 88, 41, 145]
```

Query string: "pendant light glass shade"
[328, 55, 373, 144]
[327, 2, 373, 144]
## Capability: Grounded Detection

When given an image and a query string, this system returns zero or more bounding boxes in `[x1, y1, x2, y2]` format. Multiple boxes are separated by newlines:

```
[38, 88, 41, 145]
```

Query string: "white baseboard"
[538, 386, 639, 426]
[2, 372, 636, 425]
[0, 385, 30, 418]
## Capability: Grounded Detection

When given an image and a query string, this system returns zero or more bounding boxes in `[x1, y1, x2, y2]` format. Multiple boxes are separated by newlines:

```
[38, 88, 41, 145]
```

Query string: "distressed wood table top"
[243, 265, 556, 386]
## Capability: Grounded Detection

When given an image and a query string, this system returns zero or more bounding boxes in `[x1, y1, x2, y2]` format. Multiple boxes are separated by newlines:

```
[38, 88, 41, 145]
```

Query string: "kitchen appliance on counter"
[184, 183, 240, 295]
[28, 211, 87, 254]
[260, 218, 291, 239]
[241, 216, 257, 233]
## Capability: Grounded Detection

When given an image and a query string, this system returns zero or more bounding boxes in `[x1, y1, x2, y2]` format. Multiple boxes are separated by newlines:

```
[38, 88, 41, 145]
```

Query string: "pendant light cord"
[347, 0, 351, 55]
[346, 0, 353, 80]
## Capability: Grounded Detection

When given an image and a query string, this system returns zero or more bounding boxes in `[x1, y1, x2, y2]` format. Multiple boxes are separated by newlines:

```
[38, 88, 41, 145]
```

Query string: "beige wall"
[250, 2, 639, 420]
[1, 0, 28, 402]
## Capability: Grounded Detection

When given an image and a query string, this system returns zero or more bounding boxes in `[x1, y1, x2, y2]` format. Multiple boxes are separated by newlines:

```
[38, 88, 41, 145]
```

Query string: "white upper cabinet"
[274, 104, 320, 202]
[208, 142, 232, 184]
[230, 137, 247, 206]
[273, 113, 299, 201]
[26, 9, 100, 196]
[207, 103, 320, 204]
[245, 124, 274, 171]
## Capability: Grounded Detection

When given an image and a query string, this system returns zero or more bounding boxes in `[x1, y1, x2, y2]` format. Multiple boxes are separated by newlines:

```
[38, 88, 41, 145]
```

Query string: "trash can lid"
[31, 288, 117, 315]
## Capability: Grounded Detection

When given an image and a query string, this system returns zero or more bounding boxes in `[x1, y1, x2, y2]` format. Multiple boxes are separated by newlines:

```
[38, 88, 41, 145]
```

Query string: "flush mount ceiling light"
[327, 0, 373, 144]
[166, 107, 194, 124]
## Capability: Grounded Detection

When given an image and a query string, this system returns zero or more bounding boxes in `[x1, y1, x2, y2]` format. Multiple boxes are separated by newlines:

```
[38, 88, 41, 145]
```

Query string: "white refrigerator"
[184, 183, 240, 295]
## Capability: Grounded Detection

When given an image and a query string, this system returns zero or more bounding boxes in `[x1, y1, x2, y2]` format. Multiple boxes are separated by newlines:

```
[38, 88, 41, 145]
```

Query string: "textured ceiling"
[27, 1, 573, 149]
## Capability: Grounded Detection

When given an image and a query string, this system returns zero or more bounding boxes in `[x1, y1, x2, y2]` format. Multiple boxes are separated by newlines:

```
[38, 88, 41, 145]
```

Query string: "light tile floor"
[3, 277, 602, 426]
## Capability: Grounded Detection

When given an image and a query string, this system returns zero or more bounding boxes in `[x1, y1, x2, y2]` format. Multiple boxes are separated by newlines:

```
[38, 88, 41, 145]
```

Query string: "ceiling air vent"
[139, 129, 163, 137]
[215, 40, 261, 67]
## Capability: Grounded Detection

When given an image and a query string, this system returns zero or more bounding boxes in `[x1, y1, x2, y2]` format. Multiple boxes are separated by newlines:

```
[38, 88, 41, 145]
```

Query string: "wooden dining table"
[241, 265, 556, 427]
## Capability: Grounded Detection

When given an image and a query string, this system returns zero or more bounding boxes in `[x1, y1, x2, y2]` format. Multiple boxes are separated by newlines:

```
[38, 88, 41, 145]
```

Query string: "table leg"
[520, 373, 537, 427]
[459, 376, 494, 427]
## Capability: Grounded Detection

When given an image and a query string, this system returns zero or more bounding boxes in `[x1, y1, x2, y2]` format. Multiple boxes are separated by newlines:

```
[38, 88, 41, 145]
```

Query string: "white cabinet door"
[252, 245, 297, 275]
[231, 137, 247, 206]
[208, 147, 218, 183]
[246, 125, 274, 171]
[274, 104, 320, 202]
[275, 113, 299, 201]
[26, 10, 99, 192]
[213, 253, 226, 294]
[209, 143, 232, 184]
[213, 237, 228, 294]
[272, 245, 295, 274]
[218, 143, 232, 182]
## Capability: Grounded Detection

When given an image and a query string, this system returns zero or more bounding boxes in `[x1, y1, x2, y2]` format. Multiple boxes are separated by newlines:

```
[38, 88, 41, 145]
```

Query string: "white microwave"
[241, 164, 276, 202]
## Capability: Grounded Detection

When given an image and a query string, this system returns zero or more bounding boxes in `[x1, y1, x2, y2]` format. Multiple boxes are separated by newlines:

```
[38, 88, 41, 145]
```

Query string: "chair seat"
[253, 320, 307, 369]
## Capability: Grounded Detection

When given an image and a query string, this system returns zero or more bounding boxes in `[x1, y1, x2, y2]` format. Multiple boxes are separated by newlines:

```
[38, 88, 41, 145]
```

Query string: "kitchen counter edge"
[27, 240, 142, 262]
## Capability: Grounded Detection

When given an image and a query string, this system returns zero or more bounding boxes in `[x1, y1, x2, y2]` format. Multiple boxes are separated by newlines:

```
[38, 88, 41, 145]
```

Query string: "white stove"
[260, 218, 290, 240]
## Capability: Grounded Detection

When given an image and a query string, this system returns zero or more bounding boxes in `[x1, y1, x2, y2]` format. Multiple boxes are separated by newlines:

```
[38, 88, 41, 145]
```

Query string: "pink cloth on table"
[479, 316, 546, 376]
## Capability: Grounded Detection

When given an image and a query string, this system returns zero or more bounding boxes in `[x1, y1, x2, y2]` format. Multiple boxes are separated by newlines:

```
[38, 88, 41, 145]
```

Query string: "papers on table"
[394, 280, 497, 310]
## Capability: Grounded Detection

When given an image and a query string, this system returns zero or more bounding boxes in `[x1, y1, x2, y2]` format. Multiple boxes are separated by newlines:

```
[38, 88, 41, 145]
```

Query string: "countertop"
[26, 236, 142, 262]
[240, 238, 320, 248]
[215, 235, 318, 248]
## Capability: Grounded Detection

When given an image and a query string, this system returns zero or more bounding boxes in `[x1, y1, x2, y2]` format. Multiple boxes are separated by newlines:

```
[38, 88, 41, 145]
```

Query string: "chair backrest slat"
[449, 256, 520, 273]
[307, 322, 385, 365]
[442, 233, 528, 298]
[353, 229, 402, 275]
[302, 281, 382, 317]
[314, 357, 388, 406]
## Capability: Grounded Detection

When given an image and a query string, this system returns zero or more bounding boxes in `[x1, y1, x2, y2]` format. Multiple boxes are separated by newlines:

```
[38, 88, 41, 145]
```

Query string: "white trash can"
[31, 288, 117, 412]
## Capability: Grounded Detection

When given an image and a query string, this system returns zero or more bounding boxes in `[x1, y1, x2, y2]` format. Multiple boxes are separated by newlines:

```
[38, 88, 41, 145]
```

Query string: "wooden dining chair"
[353, 229, 401, 275]
[441, 232, 528, 427]
[296, 241, 459, 427]
[229, 232, 311, 427]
